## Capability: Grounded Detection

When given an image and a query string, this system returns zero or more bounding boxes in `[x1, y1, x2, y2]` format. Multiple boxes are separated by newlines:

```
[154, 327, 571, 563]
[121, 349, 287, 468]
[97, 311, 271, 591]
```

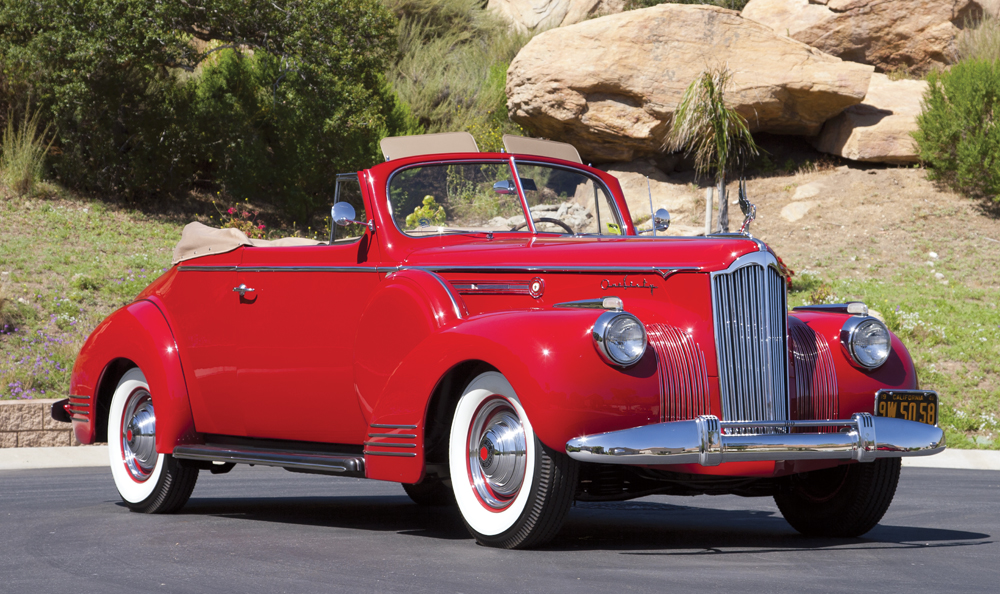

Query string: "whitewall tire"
[108, 368, 197, 513]
[449, 372, 577, 548]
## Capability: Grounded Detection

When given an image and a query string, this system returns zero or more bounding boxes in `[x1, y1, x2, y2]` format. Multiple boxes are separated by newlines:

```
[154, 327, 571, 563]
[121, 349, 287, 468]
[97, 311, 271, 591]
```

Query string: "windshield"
[387, 160, 623, 237]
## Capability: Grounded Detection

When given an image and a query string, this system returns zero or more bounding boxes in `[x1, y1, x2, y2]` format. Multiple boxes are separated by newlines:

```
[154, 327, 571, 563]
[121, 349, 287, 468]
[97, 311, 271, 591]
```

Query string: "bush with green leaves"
[0, 0, 408, 217]
[914, 59, 1000, 202]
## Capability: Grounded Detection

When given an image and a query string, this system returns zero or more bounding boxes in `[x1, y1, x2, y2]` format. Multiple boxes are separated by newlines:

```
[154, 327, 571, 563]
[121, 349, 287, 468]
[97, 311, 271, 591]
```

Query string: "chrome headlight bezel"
[840, 316, 892, 370]
[593, 311, 647, 367]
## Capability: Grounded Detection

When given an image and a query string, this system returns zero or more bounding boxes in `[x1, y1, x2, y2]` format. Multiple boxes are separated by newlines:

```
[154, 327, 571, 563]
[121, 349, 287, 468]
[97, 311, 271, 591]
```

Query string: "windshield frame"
[383, 156, 624, 239]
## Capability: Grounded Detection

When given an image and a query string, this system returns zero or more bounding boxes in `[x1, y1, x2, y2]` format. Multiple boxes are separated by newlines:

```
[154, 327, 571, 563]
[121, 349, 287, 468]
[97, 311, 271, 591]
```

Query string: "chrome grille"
[789, 319, 839, 430]
[711, 253, 789, 433]
[646, 323, 710, 422]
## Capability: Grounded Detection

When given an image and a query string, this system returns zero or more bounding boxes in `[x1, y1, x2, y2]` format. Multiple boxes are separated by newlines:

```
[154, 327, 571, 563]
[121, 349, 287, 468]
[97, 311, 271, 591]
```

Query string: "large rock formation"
[813, 73, 928, 164]
[506, 5, 873, 163]
[741, 0, 980, 74]
[487, 0, 626, 33]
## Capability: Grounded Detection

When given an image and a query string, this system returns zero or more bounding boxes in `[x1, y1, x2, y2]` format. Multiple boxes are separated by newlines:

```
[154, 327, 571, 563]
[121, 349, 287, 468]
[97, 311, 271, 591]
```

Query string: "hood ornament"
[737, 178, 756, 236]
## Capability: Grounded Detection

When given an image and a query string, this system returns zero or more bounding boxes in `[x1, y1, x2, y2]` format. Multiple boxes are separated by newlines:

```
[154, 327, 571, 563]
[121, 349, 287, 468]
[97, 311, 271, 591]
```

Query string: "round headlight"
[841, 317, 891, 369]
[593, 311, 647, 367]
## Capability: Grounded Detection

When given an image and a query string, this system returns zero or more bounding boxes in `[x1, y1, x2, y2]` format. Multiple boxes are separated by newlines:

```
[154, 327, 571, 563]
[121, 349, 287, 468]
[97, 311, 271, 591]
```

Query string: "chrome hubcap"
[121, 389, 156, 481]
[468, 397, 526, 510]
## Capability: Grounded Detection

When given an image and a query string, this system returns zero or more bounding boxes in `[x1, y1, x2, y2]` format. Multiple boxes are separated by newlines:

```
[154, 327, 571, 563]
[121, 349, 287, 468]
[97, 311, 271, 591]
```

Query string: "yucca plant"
[0, 106, 54, 196]
[665, 65, 758, 233]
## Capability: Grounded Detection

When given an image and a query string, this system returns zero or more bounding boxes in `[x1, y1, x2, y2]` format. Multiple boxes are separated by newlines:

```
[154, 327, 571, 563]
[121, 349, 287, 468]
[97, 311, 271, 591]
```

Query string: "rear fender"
[69, 300, 197, 452]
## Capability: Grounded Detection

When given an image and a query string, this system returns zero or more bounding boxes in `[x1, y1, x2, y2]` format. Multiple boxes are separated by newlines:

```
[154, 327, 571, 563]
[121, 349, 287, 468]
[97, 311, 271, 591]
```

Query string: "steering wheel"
[510, 217, 575, 234]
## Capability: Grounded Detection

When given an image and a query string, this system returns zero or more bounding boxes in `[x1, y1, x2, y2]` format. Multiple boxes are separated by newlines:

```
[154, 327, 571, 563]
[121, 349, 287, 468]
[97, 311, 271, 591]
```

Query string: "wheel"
[448, 371, 578, 549]
[108, 368, 198, 513]
[402, 479, 454, 506]
[773, 458, 901, 537]
[510, 217, 575, 234]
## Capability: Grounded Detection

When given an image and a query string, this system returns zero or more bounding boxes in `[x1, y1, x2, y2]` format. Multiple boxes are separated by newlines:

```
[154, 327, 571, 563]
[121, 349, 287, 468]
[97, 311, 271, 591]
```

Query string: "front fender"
[70, 300, 197, 452]
[789, 311, 918, 417]
[362, 307, 661, 482]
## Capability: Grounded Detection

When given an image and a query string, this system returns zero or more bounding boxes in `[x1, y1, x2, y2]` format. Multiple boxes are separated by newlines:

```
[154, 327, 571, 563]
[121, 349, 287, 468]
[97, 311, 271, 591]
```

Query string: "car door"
[166, 250, 248, 436]
[234, 175, 379, 444]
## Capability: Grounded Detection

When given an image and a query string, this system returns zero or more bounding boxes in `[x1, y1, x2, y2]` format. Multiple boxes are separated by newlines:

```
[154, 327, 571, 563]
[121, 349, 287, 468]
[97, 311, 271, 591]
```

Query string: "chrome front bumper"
[565, 413, 945, 467]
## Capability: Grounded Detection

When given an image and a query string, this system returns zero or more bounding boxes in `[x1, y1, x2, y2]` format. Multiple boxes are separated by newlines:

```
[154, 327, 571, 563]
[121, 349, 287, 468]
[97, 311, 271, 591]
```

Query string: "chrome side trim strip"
[566, 413, 946, 467]
[370, 423, 418, 429]
[420, 269, 467, 319]
[66, 402, 90, 407]
[239, 266, 379, 273]
[68, 394, 91, 400]
[178, 265, 379, 273]
[365, 451, 418, 457]
[793, 303, 869, 316]
[367, 433, 417, 439]
[68, 408, 90, 416]
[404, 265, 701, 278]
[172, 444, 365, 475]
[553, 297, 623, 310]
[363, 442, 416, 448]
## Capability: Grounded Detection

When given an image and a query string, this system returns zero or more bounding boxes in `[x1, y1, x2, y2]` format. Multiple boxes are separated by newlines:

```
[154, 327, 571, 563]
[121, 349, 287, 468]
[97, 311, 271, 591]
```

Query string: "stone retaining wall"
[0, 399, 81, 447]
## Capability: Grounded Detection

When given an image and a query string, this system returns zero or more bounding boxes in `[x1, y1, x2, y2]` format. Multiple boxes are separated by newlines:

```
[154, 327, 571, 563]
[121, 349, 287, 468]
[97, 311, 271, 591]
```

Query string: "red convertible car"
[54, 132, 944, 548]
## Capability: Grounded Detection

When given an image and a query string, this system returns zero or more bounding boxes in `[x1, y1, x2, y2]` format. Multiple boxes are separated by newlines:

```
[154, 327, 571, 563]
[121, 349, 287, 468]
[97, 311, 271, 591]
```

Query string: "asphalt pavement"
[0, 464, 997, 594]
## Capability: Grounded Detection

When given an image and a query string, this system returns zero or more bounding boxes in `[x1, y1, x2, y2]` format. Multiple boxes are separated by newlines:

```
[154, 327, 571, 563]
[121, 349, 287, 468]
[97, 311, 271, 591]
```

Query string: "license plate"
[876, 390, 938, 426]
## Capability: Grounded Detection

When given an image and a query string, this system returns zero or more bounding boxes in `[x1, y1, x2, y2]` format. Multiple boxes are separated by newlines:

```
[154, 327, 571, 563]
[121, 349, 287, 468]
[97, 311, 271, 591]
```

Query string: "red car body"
[62, 142, 944, 547]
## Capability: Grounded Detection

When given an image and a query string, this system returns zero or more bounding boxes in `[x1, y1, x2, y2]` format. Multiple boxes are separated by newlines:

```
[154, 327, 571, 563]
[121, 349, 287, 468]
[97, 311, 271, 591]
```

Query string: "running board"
[173, 444, 365, 477]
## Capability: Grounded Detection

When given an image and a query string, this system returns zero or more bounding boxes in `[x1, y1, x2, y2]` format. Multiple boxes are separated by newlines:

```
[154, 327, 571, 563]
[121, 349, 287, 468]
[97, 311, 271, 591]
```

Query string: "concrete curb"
[1, 445, 998, 472]
[901, 448, 1000, 471]
[0, 445, 109, 471]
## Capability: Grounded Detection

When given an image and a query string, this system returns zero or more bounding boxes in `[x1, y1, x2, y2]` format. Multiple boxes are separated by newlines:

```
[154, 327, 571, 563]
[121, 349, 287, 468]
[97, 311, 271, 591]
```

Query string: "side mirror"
[654, 208, 671, 231]
[332, 202, 357, 227]
[493, 180, 515, 195]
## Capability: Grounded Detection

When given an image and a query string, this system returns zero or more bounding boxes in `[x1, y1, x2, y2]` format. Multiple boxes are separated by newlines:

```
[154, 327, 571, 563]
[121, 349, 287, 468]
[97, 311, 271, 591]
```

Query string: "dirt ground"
[680, 165, 1000, 292]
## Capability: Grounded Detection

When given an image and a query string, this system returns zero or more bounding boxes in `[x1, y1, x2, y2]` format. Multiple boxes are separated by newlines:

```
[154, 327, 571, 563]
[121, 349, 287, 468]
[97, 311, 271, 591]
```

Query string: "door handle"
[232, 284, 255, 297]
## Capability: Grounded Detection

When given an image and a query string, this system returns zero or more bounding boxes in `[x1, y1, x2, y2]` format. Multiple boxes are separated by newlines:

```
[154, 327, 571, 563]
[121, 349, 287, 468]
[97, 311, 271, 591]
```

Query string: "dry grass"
[0, 106, 54, 197]
[0, 271, 13, 330]
[957, 12, 1000, 62]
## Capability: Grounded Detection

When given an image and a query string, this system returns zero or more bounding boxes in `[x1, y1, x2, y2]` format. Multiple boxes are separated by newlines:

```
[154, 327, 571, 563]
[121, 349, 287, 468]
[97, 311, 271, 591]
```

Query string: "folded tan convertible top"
[172, 222, 323, 265]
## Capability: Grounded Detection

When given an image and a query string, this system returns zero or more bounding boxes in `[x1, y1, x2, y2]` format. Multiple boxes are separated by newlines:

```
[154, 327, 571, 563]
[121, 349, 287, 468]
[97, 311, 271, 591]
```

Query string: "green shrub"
[914, 59, 1000, 201]
[0, 0, 404, 217]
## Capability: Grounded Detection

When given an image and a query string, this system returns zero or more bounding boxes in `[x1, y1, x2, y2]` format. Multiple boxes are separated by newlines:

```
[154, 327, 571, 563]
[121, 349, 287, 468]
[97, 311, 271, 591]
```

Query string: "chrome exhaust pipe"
[565, 413, 946, 467]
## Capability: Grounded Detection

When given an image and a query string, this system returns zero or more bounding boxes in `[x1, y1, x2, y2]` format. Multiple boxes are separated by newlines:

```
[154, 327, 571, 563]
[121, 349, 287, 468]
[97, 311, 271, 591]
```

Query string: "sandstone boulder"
[507, 5, 873, 162]
[813, 73, 927, 164]
[487, 0, 626, 33]
[741, 0, 980, 75]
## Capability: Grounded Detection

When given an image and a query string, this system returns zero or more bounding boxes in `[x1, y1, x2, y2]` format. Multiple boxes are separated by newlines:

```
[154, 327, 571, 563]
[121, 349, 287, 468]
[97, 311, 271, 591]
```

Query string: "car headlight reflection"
[841, 316, 891, 369]
[593, 311, 647, 367]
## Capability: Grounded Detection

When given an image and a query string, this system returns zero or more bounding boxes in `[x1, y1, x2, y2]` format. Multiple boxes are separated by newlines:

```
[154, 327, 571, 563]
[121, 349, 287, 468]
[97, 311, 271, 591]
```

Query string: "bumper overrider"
[565, 413, 945, 466]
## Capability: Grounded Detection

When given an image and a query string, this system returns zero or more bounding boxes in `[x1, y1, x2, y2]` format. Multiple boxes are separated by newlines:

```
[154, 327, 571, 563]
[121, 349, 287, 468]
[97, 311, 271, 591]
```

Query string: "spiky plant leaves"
[665, 65, 759, 232]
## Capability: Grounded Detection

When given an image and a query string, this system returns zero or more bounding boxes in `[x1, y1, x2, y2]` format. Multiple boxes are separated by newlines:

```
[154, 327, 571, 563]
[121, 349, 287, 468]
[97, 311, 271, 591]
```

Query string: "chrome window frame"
[383, 157, 625, 239]
[512, 158, 625, 237]
[330, 172, 368, 245]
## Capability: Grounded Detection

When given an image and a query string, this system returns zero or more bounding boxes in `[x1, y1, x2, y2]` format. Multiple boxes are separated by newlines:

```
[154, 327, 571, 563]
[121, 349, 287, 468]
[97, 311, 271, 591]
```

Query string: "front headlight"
[841, 316, 891, 369]
[593, 311, 647, 367]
